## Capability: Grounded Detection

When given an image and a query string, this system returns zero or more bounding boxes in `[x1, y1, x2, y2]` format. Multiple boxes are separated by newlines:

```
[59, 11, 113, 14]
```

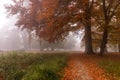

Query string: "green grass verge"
[98, 60, 120, 80]
[0, 52, 67, 80]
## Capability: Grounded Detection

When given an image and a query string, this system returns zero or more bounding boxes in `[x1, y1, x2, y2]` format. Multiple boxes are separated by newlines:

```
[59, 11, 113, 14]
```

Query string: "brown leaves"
[79, 55, 108, 80]
[36, 0, 58, 22]
[62, 54, 108, 80]
[62, 54, 92, 80]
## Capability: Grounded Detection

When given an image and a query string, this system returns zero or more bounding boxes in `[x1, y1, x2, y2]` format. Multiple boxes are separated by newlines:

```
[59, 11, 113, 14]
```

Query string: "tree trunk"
[51, 47, 54, 51]
[40, 47, 43, 51]
[39, 39, 43, 51]
[47, 47, 49, 51]
[94, 48, 98, 53]
[84, 25, 94, 54]
[99, 0, 112, 56]
[100, 27, 108, 56]
[104, 46, 108, 52]
[84, 3, 94, 54]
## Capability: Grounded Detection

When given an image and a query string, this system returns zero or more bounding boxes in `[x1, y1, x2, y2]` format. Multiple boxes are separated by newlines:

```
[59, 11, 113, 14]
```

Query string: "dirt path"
[62, 54, 93, 80]
[62, 54, 107, 80]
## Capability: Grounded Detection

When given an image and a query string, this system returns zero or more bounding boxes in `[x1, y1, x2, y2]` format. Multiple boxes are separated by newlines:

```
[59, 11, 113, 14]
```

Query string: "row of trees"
[5, 0, 120, 55]
[21, 30, 76, 51]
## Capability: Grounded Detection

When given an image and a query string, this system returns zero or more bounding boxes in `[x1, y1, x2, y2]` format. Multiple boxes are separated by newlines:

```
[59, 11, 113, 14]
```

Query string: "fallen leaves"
[62, 54, 93, 80]
[61, 54, 108, 80]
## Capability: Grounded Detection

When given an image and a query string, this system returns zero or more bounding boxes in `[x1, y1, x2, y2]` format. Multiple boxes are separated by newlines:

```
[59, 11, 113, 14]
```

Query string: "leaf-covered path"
[62, 54, 107, 80]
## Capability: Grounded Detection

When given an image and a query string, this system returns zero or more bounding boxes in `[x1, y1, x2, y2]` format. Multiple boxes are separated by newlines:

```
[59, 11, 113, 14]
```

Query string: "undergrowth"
[0, 52, 67, 80]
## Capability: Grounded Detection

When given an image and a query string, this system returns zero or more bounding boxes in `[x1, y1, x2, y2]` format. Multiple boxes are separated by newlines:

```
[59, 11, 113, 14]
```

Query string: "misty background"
[0, 0, 83, 51]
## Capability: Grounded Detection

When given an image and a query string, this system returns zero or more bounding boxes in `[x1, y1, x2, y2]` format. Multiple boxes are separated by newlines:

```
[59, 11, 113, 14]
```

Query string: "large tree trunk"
[84, 25, 94, 54]
[84, 2, 94, 54]
[100, 27, 108, 56]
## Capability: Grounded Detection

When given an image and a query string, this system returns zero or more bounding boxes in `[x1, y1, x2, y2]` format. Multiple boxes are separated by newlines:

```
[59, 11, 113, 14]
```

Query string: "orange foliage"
[6, 0, 93, 42]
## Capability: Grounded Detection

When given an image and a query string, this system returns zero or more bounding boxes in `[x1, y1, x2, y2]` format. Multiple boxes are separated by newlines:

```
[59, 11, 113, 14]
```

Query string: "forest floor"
[0, 52, 120, 80]
[62, 53, 120, 80]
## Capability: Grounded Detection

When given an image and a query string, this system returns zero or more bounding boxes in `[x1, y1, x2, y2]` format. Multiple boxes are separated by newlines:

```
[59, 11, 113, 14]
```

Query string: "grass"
[0, 52, 67, 80]
[99, 59, 120, 80]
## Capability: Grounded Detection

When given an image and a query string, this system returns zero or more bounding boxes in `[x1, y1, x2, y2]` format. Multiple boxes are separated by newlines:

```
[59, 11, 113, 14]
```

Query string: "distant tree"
[39, 35, 76, 51]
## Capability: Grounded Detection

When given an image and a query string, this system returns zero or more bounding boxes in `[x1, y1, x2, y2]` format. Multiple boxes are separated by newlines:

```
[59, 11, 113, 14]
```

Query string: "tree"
[38, 0, 95, 54]
[38, 34, 76, 51]
[82, 0, 94, 54]
[99, 0, 120, 55]
[108, 16, 120, 52]
[5, 0, 94, 54]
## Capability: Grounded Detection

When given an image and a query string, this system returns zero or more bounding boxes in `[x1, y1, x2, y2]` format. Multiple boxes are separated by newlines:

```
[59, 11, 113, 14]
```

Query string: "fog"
[0, 26, 82, 51]
[0, 0, 83, 51]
